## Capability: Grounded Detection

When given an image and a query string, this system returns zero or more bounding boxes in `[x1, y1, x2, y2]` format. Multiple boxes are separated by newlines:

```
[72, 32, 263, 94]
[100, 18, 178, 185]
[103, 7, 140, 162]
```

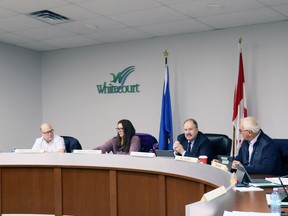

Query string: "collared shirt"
[248, 132, 261, 163]
[32, 134, 65, 152]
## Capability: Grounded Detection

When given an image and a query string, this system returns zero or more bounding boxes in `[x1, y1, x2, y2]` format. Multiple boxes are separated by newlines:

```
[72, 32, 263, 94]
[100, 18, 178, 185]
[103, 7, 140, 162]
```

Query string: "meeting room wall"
[0, 42, 42, 152]
[41, 20, 288, 150]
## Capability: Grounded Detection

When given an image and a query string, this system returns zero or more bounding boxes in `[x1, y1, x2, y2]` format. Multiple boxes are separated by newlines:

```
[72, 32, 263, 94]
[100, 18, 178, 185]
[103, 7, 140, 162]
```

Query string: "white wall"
[0, 43, 42, 152]
[41, 20, 288, 150]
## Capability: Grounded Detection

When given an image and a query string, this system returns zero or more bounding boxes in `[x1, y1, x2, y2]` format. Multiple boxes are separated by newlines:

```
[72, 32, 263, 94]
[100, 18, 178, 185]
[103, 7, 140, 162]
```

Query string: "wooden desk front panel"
[1, 167, 54, 214]
[166, 176, 205, 216]
[61, 168, 111, 216]
[117, 171, 160, 216]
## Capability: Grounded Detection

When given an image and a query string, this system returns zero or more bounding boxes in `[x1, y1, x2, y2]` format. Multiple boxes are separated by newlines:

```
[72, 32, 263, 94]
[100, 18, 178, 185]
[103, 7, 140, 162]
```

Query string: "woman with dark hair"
[94, 119, 141, 154]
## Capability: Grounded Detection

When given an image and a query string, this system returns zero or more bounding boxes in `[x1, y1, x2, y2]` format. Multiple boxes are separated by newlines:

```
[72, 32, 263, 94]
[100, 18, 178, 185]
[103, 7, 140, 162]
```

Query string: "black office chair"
[273, 139, 288, 175]
[61, 136, 82, 153]
[204, 133, 232, 160]
[135, 133, 158, 152]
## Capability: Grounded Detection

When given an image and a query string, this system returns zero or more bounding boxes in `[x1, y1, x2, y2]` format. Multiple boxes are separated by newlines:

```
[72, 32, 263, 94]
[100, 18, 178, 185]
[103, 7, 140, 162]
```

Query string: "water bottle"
[270, 187, 281, 215]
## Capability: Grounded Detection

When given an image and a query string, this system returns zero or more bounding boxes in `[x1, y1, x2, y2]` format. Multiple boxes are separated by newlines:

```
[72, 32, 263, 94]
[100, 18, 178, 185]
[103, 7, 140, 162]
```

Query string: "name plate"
[211, 161, 229, 171]
[73, 150, 102, 154]
[15, 149, 45, 154]
[174, 156, 199, 163]
[130, 152, 156, 158]
[201, 185, 227, 201]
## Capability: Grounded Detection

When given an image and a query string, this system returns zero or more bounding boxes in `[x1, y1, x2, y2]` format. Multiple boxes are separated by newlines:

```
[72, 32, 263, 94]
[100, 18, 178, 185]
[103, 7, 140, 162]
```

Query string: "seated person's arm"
[232, 160, 241, 169]
[55, 137, 65, 153]
[93, 137, 115, 153]
[128, 136, 141, 153]
[57, 148, 65, 153]
[173, 141, 185, 155]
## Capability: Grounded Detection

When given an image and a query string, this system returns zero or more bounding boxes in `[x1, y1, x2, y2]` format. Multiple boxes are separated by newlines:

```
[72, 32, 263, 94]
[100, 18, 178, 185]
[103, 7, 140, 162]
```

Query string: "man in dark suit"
[233, 116, 282, 175]
[173, 118, 212, 164]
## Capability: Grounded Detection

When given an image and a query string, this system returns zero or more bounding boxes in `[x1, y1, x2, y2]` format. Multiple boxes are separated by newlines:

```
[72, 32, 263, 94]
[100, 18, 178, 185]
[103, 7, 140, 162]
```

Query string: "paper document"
[223, 210, 279, 216]
[234, 186, 263, 192]
[249, 182, 280, 187]
[265, 177, 288, 185]
[72, 149, 102, 154]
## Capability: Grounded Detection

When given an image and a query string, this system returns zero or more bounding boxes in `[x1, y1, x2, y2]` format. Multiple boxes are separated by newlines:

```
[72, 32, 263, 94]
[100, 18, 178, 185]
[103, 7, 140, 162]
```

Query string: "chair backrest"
[135, 133, 158, 152]
[273, 139, 288, 175]
[61, 136, 82, 153]
[204, 133, 232, 159]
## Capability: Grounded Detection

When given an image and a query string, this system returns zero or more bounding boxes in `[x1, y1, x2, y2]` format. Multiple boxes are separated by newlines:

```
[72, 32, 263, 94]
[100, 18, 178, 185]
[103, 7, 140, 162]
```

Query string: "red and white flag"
[232, 40, 248, 156]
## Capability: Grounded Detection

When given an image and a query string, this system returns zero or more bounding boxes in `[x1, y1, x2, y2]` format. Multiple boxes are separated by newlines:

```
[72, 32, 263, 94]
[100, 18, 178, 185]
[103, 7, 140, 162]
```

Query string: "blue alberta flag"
[159, 60, 173, 150]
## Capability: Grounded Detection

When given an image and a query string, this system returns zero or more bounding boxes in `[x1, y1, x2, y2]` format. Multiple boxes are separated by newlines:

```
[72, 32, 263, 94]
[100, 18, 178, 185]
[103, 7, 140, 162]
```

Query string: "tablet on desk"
[155, 149, 175, 158]
[236, 164, 280, 187]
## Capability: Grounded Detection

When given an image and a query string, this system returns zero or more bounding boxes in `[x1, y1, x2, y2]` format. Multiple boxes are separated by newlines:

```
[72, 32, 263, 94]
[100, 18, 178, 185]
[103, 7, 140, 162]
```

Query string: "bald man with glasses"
[32, 123, 65, 153]
[233, 117, 282, 175]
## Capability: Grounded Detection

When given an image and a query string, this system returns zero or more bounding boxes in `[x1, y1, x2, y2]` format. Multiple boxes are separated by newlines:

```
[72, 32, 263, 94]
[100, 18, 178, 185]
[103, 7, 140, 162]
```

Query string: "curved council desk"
[0, 153, 234, 216]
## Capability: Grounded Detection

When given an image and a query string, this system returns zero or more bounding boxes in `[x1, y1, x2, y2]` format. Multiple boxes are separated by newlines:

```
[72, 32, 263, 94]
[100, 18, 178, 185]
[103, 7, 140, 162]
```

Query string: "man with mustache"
[173, 118, 212, 164]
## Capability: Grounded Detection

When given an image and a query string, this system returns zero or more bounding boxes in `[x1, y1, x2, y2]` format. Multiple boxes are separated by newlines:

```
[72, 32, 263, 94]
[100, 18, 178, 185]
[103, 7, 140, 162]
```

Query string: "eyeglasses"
[42, 129, 54, 135]
[116, 128, 124, 131]
[239, 129, 249, 133]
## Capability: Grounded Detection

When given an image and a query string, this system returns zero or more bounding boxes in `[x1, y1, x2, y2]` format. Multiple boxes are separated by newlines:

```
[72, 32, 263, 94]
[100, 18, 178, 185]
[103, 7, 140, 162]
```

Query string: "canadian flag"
[232, 42, 248, 156]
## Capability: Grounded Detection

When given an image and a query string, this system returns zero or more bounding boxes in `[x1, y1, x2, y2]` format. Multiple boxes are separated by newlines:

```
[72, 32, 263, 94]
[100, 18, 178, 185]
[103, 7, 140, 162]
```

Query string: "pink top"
[95, 135, 141, 154]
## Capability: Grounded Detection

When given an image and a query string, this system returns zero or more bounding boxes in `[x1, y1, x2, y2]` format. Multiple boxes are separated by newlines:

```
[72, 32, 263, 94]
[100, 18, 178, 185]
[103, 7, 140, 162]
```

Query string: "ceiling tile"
[16, 25, 77, 40]
[257, 0, 288, 6]
[0, 15, 49, 31]
[85, 28, 151, 43]
[272, 4, 288, 16]
[0, 0, 69, 13]
[170, 0, 265, 17]
[198, 8, 287, 29]
[75, 0, 162, 16]
[0, 32, 35, 44]
[109, 6, 188, 27]
[57, 17, 127, 34]
[16, 41, 60, 51]
[0, 7, 18, 18]
[137, 19, 213, 36]
[43, 35, 101, 48]
[51, 4, 99, 20]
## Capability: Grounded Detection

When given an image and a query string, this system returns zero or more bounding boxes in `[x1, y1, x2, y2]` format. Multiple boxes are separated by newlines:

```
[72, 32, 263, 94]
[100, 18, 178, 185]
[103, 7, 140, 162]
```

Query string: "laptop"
[217, 155, 233, 171]
[236, 164, 276, 185]
[155, 149, 175, 158]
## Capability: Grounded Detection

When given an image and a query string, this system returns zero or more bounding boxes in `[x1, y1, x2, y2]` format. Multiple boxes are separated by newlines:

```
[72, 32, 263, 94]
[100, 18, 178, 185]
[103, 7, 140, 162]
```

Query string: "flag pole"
[164, 50, 169, 64]
[159, 50, 173, 150]
[231, 36, 245, 156]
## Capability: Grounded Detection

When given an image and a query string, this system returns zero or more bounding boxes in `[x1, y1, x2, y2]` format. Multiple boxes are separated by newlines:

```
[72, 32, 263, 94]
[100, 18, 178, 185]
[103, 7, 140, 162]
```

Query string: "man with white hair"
[233, 117, 282, 175]
[32, 123, 65, 153]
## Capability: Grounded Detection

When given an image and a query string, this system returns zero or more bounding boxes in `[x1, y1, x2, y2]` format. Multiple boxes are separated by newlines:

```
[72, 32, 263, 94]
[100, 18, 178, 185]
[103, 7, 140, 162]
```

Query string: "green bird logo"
[110, 66, 135, 85]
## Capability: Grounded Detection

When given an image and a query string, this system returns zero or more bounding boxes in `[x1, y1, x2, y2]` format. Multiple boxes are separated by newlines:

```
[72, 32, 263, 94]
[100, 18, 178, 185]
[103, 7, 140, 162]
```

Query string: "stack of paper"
[223, 210, 279, 216]
[265, 177, 288, 185]
[234, 186, 263, 192]
[15, 149, 44, 153]
[130, 151, 156, 158]
[72, 149, 102, 154]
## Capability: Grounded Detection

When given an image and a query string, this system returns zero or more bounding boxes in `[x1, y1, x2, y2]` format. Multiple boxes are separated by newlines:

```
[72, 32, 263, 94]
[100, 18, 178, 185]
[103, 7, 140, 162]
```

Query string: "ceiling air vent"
[28, 10, 71, 24]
